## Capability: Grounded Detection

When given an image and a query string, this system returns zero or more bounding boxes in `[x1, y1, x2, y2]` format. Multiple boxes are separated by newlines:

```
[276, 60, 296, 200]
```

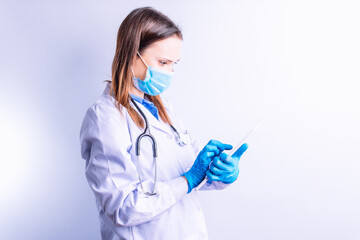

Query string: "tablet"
[226, 122, 259, 157]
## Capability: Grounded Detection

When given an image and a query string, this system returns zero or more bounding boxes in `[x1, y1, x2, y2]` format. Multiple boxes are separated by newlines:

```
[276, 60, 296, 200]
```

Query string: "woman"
[80, 7, 248, 240]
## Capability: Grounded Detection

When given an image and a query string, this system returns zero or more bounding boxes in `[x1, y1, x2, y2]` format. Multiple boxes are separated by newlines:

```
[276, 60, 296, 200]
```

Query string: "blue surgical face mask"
[131, 51, 174, 96]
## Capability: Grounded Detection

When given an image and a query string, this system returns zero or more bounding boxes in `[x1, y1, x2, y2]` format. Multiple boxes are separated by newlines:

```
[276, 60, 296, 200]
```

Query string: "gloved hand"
[206, 143, 248, 184]
[182, 140, 232, 193]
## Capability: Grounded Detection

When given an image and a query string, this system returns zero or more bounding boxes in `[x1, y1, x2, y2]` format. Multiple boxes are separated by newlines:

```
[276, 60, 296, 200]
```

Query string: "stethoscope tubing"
[130, 96, 187, 196]
[130, 97, 158, 158]
[130, 97, 158, 195]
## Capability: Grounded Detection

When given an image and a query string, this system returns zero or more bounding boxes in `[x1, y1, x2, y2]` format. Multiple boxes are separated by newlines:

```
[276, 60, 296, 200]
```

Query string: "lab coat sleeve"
[79, 102, 188, 227]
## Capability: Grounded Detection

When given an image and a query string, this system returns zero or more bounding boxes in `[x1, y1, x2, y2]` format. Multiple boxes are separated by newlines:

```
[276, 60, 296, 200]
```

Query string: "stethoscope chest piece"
[175, 130, 191, 146]
[170, 125, 191, 146]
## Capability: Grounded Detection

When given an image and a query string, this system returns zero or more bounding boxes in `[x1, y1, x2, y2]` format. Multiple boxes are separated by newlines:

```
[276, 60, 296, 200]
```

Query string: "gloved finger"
[219, 152, 231, 162]
[231, 143, 249, 160]
[222, 169, 239, 183]
[212, 156, 230, 171]
[201, 151, 217, 159]
[208, 139, 233, 152]
[209, 163, 226, 176]
[206, 170, 221, 181]
[203, 144, 220, 155]
[218, 152, 237, 167]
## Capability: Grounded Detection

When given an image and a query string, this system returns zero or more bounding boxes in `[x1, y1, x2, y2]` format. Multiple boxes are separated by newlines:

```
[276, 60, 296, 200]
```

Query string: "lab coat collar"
[103, 82, 173, 136]
[103, 81, 115, 98]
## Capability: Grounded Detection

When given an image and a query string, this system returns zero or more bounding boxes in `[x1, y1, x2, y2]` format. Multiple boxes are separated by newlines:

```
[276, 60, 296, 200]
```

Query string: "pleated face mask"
[131, 51, 175, 96]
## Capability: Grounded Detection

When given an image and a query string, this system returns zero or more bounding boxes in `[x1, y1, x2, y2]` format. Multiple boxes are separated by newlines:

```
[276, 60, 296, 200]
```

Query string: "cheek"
[138, 69, 147, 81]
[134, 65, 147, 80]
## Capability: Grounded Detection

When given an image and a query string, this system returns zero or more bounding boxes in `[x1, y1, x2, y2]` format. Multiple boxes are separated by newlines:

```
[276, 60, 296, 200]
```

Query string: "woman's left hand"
[206, 143, 249, 184]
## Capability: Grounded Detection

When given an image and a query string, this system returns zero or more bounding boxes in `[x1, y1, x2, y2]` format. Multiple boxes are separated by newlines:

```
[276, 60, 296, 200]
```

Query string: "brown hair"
[108, 6, 183, 129]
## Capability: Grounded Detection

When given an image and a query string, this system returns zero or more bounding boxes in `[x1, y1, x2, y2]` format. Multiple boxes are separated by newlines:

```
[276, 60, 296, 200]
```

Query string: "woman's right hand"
[182, 140, 233, 193]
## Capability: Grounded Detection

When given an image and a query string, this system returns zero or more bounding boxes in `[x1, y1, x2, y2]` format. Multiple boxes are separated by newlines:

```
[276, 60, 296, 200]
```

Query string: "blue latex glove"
[183, 140, 233, 193]
[206, 143, 249, 183]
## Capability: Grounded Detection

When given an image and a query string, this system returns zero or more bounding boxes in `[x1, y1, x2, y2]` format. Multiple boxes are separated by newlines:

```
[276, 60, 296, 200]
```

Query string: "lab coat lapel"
[132, 100, 173, 135]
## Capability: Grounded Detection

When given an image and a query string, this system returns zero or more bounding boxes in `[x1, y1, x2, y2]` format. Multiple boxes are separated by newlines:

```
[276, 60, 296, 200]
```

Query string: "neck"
[130, 85, 145, 99]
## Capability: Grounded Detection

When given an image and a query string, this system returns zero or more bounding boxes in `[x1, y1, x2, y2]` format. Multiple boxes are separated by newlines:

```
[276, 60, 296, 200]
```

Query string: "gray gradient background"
[1, 1, 359, 239]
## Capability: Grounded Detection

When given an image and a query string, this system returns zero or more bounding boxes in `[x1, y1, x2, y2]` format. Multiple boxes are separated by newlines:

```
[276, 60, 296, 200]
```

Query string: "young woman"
[80, 6, 248, 240]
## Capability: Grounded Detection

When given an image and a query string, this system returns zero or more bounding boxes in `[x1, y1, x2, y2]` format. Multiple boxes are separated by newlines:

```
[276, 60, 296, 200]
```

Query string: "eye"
[159, 61, 167, 65]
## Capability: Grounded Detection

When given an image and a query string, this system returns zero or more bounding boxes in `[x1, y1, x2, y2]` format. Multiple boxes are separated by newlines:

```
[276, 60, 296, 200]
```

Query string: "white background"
[1, 1, 359, 239]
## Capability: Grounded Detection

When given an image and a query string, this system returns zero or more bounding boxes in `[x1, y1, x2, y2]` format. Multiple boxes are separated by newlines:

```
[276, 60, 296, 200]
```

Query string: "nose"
[171, 63, 177, 72]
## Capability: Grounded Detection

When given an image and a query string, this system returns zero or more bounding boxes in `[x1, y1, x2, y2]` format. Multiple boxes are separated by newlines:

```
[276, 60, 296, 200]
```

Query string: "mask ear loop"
[137, 51, 149, 68]
[131, 51, 149, 78]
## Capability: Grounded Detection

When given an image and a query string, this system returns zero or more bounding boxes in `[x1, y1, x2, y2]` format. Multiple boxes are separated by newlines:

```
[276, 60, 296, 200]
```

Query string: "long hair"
[108, 7, 183, 129]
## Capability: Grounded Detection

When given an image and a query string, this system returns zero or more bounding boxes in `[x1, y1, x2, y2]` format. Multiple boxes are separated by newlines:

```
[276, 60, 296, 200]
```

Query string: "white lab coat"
[79, 82, 230, 240]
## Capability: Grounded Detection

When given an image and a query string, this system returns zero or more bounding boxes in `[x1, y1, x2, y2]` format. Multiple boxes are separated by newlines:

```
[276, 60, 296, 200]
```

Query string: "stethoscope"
[130, 97, 190, 196]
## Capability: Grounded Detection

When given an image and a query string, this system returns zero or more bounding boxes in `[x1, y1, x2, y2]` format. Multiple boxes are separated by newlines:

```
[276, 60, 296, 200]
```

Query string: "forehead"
[143, 36, 182, 60]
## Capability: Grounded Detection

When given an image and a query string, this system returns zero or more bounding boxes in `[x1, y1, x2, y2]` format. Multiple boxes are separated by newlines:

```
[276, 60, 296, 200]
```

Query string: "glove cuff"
[182, 172, 193, 194]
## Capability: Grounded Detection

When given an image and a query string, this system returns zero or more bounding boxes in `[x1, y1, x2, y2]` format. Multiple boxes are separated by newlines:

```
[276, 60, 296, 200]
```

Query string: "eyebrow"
[160, 57, 180, 63]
